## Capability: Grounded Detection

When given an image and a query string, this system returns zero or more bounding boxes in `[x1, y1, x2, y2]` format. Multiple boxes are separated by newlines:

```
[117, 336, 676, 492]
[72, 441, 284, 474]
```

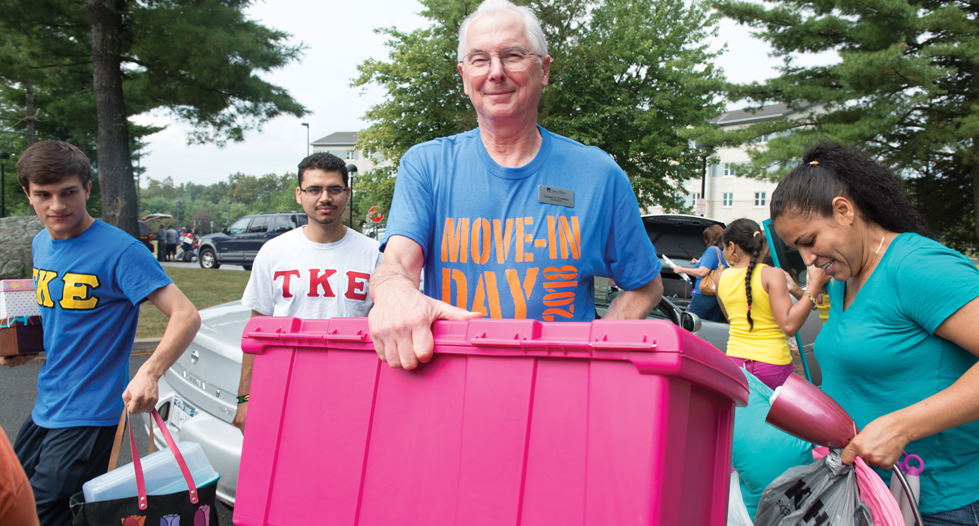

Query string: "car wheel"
[199, 248, 219, 269]
[242, 264, 252, 271]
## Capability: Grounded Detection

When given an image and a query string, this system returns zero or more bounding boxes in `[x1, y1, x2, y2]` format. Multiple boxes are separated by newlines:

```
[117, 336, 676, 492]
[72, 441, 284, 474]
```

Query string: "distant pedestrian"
[156, 225, 166, 262]
[165, 224, 178, 261]
[673, 224, 727, 321]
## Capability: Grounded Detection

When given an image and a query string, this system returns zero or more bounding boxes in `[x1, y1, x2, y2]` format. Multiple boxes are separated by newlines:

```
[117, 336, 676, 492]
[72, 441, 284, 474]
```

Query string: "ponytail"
[722, 219, 768, 331]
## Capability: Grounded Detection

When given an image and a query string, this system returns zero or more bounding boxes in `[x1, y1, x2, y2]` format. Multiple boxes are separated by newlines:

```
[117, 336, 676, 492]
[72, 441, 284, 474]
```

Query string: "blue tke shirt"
[31, 220, 172, 428]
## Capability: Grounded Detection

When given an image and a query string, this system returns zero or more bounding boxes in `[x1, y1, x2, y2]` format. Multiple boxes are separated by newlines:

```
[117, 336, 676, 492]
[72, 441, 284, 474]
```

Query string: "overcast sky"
[133, 1, 831, 187]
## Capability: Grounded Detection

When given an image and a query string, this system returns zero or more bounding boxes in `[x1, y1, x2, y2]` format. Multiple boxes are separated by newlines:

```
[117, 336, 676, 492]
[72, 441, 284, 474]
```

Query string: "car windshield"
[229, 217, 250, 234]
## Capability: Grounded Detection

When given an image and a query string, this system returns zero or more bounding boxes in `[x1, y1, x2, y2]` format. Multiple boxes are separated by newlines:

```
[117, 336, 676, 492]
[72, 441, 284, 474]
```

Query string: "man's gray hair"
[457, 0, 548, 60]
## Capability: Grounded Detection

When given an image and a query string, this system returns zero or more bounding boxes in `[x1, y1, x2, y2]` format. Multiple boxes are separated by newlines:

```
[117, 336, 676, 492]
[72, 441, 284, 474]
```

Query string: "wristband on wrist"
[237, 394, 249, 404]
[803, 291, 819, 310]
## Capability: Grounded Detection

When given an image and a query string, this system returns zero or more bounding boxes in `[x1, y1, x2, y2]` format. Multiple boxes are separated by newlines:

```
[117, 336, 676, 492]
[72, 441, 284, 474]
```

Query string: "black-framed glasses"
[459, 47, 541, 73]
[299, 185, 346, 197]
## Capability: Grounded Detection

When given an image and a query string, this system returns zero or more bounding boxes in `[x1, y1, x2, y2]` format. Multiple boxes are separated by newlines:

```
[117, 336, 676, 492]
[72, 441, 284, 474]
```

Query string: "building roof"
[711, 102, 818, 127]
[311, 131, 359, 147]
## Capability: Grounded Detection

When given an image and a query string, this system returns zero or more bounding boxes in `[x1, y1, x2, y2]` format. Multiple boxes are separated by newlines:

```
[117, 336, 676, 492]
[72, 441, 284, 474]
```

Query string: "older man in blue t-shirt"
[368, 0, 663, 370]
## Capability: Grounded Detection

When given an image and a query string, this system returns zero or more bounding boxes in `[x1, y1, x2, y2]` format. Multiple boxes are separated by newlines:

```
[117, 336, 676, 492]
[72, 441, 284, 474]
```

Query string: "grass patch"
[136, 267, 251, 339]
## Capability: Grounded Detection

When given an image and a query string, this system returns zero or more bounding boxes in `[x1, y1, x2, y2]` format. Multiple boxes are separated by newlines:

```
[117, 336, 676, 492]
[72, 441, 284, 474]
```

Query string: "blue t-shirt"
[385, 127, 660, 321]
[31, 220, 172, 428]
[692, 245, 724, 295]
[817, 233, 979, 514]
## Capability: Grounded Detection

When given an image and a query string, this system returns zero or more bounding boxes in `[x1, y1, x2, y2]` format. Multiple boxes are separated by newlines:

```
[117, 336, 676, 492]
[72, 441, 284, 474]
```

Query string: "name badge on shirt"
[538, 185, 574, 208]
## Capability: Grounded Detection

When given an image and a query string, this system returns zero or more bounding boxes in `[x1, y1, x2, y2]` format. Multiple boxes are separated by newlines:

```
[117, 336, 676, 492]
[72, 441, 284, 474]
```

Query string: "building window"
[690, 192, 701, 207]
[723, 193, 733, 207]
[754, 192, 766, 207]
[346, 150, 359, 160]
[723, 163, 736, 177]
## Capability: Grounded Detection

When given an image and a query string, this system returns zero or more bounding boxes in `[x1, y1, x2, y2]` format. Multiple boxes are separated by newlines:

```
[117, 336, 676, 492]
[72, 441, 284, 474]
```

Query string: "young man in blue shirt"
[0, 141, 201, 525]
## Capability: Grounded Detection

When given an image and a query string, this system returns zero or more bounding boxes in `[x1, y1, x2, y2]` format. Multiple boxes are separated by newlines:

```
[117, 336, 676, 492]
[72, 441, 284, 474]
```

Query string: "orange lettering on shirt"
[515, 218, 525, 263]
[543, 266, 579, 281]
[492, 219, 514, 264]
[504, 267, 538, 319]
[483, 271, 502, 318]
[547, 216, 557, 260]
[471, 218, 491, 265]
[441, 268, 468, 309]
[558, 216, 581, 260]
[441, 218, 470, 263]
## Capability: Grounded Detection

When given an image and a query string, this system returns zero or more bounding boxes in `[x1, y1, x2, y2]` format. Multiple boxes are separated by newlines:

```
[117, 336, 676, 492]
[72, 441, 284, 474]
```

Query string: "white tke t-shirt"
[241, 226, 383, 318]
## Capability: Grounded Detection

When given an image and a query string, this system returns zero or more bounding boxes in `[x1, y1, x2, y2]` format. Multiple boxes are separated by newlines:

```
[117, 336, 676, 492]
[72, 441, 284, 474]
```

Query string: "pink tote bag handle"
[128, 408, 199, 510]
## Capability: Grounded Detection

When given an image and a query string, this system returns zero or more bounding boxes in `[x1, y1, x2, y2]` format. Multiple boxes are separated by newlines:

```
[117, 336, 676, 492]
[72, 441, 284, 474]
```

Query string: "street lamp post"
[175, 199, 182, 228]
[227, 200, 232, 224]
[346, 164, 358, 228]
[0, 151, 9, 218]
[301, 123, 310, 157]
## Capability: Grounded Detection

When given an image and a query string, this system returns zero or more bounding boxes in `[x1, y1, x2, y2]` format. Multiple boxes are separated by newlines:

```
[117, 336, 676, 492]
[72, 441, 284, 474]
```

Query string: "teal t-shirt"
[817, 233, 979, 514]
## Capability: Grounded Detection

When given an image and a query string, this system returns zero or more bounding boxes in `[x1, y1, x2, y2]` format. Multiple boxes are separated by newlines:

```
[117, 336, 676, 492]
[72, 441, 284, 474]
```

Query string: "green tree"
[354, 0, 726, 213]
[0, 0, 308, 234]
[703, 0, 979, 248]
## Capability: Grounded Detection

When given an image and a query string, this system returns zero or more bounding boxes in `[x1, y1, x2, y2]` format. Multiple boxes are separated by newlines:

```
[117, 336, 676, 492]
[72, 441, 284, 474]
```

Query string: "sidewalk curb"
[133, 338, 162, 354]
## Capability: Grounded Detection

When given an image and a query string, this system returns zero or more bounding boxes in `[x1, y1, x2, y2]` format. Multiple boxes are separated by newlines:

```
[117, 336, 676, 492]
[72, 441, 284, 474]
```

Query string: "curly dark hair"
[722, 218, 767, 331]
[771, 141, 929, 236]
[298, 152, 348, 187]
[703, 224, 724, 247]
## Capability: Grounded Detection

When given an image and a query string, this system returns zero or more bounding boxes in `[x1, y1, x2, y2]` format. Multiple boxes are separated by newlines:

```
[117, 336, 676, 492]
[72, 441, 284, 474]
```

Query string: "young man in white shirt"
[233, 152, 382, 431]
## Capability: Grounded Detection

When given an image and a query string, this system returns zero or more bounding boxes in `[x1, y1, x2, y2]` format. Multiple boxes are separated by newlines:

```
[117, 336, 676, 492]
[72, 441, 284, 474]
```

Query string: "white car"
[141, 301, 250, 506]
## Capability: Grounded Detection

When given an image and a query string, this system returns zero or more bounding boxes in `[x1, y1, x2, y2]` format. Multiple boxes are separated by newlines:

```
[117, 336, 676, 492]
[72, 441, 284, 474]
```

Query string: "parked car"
[198, 212, 307, 270]
[594, 214, 823, 363]
[137, 220, 153, 252]
[143, 214, 823, 507]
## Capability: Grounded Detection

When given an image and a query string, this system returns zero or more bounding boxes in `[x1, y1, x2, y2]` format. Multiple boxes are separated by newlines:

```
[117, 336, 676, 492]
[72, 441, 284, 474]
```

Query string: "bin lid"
[241, 317, 748, 406]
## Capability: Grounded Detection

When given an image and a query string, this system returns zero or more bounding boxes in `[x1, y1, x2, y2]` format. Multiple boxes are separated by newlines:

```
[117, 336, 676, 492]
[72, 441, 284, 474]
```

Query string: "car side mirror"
[681, 312, 702, 333]
[222, 227, 230, 235]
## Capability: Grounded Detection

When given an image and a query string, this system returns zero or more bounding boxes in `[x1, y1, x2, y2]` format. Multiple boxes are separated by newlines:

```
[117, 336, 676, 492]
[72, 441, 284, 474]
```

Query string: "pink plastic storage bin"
[234, 317, 748, 526]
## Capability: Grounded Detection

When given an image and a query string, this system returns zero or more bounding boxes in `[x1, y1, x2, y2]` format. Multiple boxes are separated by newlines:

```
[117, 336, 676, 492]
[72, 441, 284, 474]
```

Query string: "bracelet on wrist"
[237, 394, 249, 404]
[803, 291, 819, 310]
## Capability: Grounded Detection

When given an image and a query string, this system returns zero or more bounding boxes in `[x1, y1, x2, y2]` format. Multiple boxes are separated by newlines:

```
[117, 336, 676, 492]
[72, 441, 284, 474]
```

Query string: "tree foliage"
[702, 0, 979, 248]
[0, 0, 308, 234]
[353, 0, 726, 213]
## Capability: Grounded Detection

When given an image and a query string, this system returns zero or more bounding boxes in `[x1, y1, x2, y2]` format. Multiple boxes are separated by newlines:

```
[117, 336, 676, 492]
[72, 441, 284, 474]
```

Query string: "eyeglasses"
[459, 47, 541, 73]
[299, 185, 346, 197]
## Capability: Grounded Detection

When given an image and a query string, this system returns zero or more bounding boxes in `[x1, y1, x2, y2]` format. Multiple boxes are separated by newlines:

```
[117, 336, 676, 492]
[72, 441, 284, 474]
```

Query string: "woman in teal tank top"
[771, 141, 979, 522]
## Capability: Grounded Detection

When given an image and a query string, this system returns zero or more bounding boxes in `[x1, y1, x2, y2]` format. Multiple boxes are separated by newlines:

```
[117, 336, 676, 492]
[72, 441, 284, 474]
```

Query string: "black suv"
[198, 212, 308, 270]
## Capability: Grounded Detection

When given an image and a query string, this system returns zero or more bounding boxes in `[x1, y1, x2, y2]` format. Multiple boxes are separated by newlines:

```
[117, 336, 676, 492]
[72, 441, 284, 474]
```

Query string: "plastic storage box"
[82, 441, 220, 502]
[234, 317, 749, 526]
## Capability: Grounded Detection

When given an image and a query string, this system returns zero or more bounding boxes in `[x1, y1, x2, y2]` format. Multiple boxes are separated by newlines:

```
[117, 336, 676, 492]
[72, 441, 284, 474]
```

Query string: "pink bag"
[813, 447, 904, 526]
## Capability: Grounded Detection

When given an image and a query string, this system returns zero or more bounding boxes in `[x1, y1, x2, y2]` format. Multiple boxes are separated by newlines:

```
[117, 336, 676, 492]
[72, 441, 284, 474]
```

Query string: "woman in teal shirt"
[771, 142, 979, 524]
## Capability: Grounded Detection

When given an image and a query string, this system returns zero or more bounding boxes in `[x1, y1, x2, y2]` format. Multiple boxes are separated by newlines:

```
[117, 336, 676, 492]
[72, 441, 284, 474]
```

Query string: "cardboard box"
[0, 316, 43, 357]
[0, 279, 40, 319]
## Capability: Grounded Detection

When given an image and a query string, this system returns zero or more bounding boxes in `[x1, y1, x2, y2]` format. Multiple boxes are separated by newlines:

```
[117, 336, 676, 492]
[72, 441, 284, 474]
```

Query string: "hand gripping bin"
[234, 318, 748, 526]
